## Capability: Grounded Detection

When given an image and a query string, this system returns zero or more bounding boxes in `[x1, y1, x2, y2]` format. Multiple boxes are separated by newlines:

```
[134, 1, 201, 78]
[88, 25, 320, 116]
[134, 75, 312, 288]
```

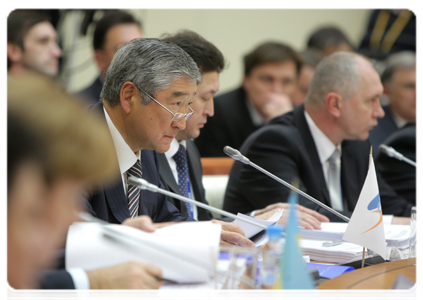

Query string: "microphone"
[127, 177, 268, 230]
[379, 144, 416, 167]
[223, 146, 350, 223]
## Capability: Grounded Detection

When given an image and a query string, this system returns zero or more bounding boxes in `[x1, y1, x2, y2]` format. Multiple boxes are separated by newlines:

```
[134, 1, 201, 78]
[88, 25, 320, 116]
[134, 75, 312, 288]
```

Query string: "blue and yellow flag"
[280, 188, 314, 289]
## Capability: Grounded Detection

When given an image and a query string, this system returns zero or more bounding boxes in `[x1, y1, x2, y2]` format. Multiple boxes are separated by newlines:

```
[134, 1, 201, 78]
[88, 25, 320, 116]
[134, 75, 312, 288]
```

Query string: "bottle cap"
[266, 225, 284, 238]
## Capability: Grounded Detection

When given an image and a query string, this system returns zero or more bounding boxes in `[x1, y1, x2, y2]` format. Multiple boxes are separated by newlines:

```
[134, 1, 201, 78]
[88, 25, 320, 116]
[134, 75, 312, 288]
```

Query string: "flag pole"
[361, 147, 373, 268]
[361, 247, 366, 268]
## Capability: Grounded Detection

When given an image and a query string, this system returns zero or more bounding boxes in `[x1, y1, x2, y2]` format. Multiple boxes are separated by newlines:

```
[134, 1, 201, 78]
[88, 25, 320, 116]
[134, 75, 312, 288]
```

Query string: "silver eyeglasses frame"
[138, 87, 194, 122]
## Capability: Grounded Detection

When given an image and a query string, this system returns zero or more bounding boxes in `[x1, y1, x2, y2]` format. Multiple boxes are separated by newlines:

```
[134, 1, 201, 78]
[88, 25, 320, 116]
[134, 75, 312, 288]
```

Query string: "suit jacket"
[369, 105, 399, 151]
[194, 86, 261, 157]
[223, 104, 412, 222]
[158, 140, 213, 221]
[86, 101, 191, 224]
[375, 123, 416, 205]
[75, 76, 103, 106]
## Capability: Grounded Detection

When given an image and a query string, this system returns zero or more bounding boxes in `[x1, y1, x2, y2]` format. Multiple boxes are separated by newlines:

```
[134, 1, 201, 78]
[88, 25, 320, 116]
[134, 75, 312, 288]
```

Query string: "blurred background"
[52, 9, 372, 94]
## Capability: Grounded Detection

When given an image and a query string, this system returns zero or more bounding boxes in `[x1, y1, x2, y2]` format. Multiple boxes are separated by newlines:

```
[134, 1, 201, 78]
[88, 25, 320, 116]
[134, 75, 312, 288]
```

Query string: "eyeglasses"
[138, 87, 195, 122]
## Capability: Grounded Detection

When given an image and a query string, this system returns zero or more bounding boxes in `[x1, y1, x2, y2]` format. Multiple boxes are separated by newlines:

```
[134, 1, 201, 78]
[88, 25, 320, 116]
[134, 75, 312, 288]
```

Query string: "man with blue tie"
[158, 31, 329, 230]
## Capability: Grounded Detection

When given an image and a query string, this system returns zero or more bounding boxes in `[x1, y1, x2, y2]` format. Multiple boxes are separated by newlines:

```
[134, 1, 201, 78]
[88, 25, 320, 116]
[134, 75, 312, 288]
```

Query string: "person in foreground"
[224, 51, 412, 222]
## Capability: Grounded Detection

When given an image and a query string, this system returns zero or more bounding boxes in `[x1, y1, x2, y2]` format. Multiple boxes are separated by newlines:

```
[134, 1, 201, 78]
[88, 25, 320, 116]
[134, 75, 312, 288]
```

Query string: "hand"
[261, 93, 293, 122]
[254, 203, 329, 230]
[122, 215, 156, 233]
[86, 261, 163, 289]
[211, 220, 255, 248]
[392, 216, 410, 225]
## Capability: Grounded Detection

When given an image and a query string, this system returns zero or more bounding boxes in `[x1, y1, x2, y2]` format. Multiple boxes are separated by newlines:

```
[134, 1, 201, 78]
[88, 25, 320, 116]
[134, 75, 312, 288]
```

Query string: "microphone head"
[223, 146, 250, 164]
[379, 144, 394, 157]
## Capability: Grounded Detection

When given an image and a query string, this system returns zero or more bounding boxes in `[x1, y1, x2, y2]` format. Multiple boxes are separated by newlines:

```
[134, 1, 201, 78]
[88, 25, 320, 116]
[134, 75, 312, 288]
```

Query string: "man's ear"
[325, 92, 342, 118]
[383, 83, 391, 98]
[120, 82, 138, 114]
[94, 50, 107, 71]
[7, 43, 23, 63]
[242, 74, 250, 91]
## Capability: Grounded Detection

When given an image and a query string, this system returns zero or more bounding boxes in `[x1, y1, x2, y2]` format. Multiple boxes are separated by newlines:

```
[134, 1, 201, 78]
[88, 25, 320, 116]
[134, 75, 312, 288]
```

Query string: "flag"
[280, 188, 314, 289]
[342, 154, 387, 259]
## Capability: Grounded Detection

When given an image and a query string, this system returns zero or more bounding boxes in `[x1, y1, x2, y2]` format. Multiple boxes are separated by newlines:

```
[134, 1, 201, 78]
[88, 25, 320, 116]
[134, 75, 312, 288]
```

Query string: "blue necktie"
[127, 160, 142, 218]
[173, 144, 194, 218]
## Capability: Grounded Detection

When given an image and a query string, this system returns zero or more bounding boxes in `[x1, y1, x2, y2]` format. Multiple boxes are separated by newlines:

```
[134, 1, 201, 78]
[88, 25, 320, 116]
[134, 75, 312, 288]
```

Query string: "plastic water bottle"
[260, 225, 285, 289]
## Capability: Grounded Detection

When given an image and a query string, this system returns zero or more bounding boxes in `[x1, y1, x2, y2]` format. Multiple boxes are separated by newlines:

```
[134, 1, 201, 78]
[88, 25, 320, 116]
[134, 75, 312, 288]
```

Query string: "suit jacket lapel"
[186, 141, 204, 204]
[157, 152, 188, 216]
[93, 101, 131, 223]
[294, 106, 331, 206]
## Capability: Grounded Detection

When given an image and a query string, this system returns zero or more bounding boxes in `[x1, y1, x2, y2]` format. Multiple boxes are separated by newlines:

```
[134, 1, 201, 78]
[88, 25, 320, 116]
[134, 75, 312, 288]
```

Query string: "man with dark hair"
[77, 10, 143, 104]
[369, 51, 416, 150]
[7, 10, 62, 78]
[158, 31, 327, 230]
[195, 41, 302, 157]
[223, 51, 412, 222]
[306, 26, 353, 56]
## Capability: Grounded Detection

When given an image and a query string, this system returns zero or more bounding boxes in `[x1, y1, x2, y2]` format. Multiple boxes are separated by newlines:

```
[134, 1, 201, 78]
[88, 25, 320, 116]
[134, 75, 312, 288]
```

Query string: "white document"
[234, 209, 283, 238]
[66, 221, 221, 283]
[300, 239, 367, 263]
[300, 222, 410, 249]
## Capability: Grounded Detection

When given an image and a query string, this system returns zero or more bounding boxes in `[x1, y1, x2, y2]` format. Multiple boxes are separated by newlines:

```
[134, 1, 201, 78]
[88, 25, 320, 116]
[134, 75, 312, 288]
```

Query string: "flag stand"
[361, 247, 366, 268]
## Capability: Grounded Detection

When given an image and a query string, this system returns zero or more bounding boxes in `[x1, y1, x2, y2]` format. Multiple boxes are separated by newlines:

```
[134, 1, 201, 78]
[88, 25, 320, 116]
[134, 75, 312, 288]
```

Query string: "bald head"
[305, 51, 376, 107]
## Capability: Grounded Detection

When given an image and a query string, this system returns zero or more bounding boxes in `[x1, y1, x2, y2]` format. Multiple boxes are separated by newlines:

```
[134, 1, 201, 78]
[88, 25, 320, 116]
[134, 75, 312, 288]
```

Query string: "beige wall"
[65, 9, 371, 94]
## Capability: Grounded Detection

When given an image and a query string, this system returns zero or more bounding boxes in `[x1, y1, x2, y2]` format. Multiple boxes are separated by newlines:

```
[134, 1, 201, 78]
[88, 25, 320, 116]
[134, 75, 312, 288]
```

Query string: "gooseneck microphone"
[223, 146, 350, 223]
[379, 144, 416, 167]
[126, 177, 268, 230]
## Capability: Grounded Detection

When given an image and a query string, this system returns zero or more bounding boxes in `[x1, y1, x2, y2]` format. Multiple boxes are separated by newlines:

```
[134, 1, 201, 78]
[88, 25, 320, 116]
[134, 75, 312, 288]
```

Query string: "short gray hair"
[305, 51, 368, 106]
[101, 38, 202, 106]
[381, 51, 416, 85]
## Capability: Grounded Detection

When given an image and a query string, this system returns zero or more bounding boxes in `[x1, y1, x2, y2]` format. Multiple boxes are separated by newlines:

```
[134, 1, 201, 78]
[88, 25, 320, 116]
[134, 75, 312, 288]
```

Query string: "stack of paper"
[300, 222, 411, 249]
[66, 221, 221, 283]
[299, 239, 367, 263]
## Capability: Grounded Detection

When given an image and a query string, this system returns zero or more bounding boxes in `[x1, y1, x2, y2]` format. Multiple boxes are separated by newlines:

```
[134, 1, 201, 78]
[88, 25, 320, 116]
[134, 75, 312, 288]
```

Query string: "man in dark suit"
[375, 123, 415, 205]
[159, 31, 329, 230]
[194, 42, 302, 157]
[369, 51, 416, 150]
[77, 10, 143, 105]
[224, 51, 413, 222]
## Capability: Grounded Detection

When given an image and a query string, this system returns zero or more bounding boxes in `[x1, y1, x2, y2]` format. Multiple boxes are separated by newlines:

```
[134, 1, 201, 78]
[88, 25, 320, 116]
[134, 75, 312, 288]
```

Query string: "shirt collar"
[391, 110, 407, 128]
[304, 110, 341, 164]
[165, 138, 187, 159]
[103, 107, 140, 175]
[246, 98, 266, 126]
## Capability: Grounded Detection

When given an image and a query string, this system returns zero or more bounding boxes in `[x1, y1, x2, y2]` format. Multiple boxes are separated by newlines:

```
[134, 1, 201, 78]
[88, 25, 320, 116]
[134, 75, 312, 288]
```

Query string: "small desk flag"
[343, 154, 387, 259]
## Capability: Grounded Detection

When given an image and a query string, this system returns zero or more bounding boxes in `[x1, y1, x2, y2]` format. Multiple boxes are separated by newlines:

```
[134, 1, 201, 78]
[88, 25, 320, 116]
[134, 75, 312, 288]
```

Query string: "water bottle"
[259, 225, 285, 289]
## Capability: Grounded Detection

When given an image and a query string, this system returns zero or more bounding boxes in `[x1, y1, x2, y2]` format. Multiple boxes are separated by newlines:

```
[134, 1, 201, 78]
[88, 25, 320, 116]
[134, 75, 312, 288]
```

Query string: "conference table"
[318, 257, 416, 289]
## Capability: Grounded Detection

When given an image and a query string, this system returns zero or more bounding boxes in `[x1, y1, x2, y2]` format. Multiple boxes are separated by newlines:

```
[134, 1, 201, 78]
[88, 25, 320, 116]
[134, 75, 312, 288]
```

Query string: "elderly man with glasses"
[86, 38, 254, 245]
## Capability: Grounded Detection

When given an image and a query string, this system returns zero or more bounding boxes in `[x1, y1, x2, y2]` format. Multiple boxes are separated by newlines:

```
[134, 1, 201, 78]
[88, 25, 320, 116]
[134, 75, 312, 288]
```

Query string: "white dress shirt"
[304, 110, 343, 210]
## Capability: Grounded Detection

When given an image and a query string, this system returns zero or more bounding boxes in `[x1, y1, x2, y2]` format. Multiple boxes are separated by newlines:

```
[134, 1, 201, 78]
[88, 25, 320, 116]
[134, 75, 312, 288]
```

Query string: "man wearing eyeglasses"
[86, 37, 254, 247]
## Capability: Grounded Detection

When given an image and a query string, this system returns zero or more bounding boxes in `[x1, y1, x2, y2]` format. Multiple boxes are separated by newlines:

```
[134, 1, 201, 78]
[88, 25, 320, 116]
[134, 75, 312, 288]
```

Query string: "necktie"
[127, 160, 142, 218]
[173, 144, 194, 218]
[327, 148, 343, 211]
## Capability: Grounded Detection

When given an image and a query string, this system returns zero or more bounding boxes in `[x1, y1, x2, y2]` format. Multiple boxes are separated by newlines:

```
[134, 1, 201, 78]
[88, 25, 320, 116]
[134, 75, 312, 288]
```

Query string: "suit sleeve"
[40, 270, 75, 289]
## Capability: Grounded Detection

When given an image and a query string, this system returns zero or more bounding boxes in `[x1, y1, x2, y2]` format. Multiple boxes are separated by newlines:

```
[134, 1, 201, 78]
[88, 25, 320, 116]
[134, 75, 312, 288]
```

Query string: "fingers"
[255, 203, 288, 216]
[122, 215, 155, 232]
[128, 261, 163, 289]
[211, 220, 244, 236]
[153, 222, 180, 229]
[220, 230, 255, 248]
[297, 205, 330, 222]
[298, 212, 322, 230]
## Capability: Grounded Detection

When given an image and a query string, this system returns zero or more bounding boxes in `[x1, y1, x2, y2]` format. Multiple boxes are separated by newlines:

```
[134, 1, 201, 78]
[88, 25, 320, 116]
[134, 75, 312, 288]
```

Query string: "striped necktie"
[127, 160, 142, 218]
[327, 148, 343, 211]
